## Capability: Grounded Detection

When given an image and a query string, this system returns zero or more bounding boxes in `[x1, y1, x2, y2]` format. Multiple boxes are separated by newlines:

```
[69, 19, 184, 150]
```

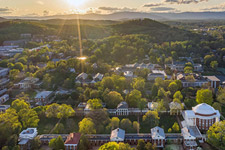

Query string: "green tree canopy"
[87, 99, 103, 109]
[143, 111, 160, 128]
[207, 120, 225, 150]
[79, 118, 96, 134]
[103, 91, 123, 109]
[196, 89, 213, 105]
[126, 89, 142, 108]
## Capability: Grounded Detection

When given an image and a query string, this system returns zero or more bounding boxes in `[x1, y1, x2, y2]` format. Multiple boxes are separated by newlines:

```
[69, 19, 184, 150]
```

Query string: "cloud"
[36, 1, 44, 5]
[43, 10, 49, 16]
[165, 0, 208, 4]
[0, 7, 13, 14]
[151, 7, 177, 11]
[202, 3, 225, 11]
[98, 7, 136, 12]
[143, 3, 163, 7]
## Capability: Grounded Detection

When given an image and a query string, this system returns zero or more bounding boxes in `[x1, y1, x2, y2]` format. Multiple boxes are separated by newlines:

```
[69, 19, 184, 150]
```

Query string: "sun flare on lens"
[66, 0, 87, 7]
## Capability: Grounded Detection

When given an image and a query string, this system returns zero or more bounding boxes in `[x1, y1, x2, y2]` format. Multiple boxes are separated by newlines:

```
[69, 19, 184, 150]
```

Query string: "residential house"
[147, 70, 166, 81]
[0, 94, 9, 104]
[151, 126, 166, 148]
[203, 76, 220, 89]
[0, 68, 9, 77]
[177, 73, 208, 88]
[110, 128, 125, 142]
[0, 105, 10, 112]
[64, 133, 81, 150]
[34, 91, 53, 105]
[124, 71, 134, 78]
[0, 78, 10, 87]
[75, 73, 103, 85]
[14, 77, 40, 89]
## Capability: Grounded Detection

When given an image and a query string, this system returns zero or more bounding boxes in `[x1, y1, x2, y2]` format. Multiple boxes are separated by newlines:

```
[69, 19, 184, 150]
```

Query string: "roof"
[181, 127, 196, 140]
[151, 126, 165, 139]
[18, 139, 29, 145]
[117, 101, 128, 109]
[35, 91, 53, 99]
[184, 110, 195, 118]
[204, 76, 220, 81]
[192, 103, 216, 115]
[110, 128, 125, 141]
[0, 105, 10, 109]
[64, 133, 81, 145]
[76, 73, 88, 80]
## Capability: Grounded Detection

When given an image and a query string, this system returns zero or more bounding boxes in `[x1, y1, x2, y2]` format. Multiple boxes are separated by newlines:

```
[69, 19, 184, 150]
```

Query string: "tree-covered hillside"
[0, 18, 200, 45]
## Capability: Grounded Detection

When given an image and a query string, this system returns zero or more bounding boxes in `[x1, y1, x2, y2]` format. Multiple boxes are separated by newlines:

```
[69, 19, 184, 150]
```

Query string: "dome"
[192, 103, 216, 115]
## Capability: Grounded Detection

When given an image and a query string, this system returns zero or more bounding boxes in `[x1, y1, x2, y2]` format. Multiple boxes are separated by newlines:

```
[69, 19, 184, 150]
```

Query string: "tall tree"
[137, 139, 146, 150]
[104, 91, 123, 108]
[126, 89, 142, 108]
[196, 89, 213, 105]
[79, 118, 96, 134]
[143, 111, 159, 128]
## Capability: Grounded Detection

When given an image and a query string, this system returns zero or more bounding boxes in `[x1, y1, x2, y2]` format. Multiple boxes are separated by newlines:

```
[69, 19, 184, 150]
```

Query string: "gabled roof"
[64, 133, 81, 145]
[110, 128, 125, 141]
[117, 101, 128, 109]
[151, 126, 165, 139]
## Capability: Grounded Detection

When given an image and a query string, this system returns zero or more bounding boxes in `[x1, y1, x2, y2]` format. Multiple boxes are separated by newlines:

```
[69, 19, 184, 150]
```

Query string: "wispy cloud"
[36, 0, 44, 5]
[202, 2, 225, 11]
[98, 7, 136, 12]
[143, 3, 163, 8]
[151, 7, 176, 11]
[0, 7, 13, 14]
[165, 0, 208, 4]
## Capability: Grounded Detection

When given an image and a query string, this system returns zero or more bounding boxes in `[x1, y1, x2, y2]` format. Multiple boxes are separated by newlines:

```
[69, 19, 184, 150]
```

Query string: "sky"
[0, 0, 225, 17]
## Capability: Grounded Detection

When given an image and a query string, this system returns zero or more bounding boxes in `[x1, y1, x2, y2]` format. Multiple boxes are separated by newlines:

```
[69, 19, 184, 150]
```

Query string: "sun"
[66, 0, 87, 7]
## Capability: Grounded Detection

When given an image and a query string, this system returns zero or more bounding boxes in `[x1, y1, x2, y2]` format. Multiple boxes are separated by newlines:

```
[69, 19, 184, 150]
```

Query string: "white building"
[151, 126, 166, 148]
[110, 128, 125, 142]
[0, 94, 9, 104]
[182, 103, 220, 131]
[19, 128, 38, 140]
[116, 101, 129, 116]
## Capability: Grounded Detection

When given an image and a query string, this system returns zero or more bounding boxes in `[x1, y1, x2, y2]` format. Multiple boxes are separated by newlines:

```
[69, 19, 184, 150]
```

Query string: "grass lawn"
[165, 144, 183, 150]
[37, 116, 83, 134]
[116, 113, 178, 133]
[159, 113, 178, 133]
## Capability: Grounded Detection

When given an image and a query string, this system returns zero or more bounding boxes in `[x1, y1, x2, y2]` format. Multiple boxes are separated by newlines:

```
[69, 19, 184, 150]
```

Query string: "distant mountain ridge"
[4, 11, 225, 21]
